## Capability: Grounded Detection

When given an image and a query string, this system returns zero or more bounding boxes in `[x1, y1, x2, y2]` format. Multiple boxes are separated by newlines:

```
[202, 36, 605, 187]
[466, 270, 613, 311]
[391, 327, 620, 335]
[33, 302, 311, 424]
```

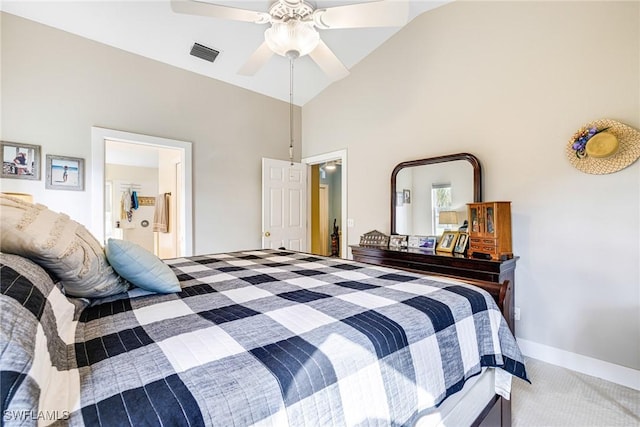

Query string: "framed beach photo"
[45, 155, 84, 191]
[454, 232, 469, 254]
[436, 231, 459, 253]
[1, 141, 41, 180]
[418, 236, 438, 251]
[421, 236, 438, 250]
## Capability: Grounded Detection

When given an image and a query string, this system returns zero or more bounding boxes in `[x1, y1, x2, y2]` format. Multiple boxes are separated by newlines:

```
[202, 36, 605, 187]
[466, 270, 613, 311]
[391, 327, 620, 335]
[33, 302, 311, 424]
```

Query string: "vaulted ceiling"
[1, 1, 449, 105]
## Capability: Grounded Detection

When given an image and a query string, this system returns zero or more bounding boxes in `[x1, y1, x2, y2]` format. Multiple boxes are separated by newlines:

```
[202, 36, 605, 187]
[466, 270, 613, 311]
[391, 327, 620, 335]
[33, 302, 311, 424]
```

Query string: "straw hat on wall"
[566, 119, 640, 175]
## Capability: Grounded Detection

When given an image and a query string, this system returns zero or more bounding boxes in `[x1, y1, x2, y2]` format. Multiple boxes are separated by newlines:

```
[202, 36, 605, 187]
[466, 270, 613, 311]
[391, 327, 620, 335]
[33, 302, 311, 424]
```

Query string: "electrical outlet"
[347, 218, 355, 227]
[514, 307, 521, 321]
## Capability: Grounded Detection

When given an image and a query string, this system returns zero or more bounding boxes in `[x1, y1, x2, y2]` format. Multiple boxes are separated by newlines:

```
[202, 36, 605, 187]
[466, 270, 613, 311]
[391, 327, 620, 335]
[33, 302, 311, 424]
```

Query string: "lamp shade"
[439, 211, 458, 225]
[265, 20, 320, 58]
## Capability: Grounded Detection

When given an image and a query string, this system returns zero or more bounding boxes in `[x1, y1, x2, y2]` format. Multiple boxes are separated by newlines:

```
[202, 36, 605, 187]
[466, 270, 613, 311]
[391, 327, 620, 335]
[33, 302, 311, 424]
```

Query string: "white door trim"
[90, 127, 193, 256]
[302, 149, 347, 258]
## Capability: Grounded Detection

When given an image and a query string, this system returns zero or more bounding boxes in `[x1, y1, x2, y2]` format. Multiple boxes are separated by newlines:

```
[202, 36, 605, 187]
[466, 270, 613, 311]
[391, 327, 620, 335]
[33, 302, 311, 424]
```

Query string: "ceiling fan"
[171, 0, 409, 80]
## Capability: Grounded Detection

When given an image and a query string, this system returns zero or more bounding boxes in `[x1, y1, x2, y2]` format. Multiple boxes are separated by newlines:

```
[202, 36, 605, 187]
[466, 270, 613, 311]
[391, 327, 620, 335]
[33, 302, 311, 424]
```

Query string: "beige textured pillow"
[0, 195, 129, 297]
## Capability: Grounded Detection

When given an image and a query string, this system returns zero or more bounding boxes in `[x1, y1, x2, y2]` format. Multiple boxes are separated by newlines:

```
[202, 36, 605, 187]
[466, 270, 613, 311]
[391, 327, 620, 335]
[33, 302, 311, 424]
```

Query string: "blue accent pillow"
[105, 239, 180, 294]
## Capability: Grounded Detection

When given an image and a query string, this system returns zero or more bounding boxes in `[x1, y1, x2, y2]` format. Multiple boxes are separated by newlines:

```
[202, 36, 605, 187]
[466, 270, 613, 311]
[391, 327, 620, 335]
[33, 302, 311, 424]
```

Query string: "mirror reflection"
[391, 153, 481, 237]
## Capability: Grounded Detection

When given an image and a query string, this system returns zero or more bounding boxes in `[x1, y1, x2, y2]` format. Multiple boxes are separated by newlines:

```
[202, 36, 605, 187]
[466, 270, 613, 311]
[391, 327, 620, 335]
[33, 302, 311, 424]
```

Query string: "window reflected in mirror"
[394, 160, 475, 236]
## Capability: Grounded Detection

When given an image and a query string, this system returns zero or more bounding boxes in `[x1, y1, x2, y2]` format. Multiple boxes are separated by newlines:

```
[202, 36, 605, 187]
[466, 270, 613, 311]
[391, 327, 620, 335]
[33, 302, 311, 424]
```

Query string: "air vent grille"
[190, 43, 219, 63]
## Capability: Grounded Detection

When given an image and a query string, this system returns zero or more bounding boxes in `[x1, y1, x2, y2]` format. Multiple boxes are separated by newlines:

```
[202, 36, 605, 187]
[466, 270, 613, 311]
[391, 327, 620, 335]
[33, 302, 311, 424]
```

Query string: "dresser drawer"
[470, 239, 497, 255]
[471, 244, 497, 253]
[471, 237, 497, 245]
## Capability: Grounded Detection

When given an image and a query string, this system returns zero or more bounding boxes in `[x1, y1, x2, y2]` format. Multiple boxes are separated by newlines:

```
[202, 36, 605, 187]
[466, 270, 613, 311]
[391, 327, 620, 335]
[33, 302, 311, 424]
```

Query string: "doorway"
[317, 184, 329, 255]
[90, 127, 193, 257]
[303, 150, 347, 258]
[105, 140, 183, 258]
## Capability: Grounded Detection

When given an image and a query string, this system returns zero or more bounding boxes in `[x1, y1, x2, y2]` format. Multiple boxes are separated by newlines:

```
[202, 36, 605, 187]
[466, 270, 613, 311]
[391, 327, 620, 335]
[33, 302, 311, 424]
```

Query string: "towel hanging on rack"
[153, 193, 170, 233]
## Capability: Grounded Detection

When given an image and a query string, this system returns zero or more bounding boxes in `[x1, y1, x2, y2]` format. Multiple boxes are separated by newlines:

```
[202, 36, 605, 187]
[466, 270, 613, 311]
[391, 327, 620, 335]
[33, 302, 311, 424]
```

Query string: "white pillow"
[0, 195, 129, 297]
[105, 238, 180, 294]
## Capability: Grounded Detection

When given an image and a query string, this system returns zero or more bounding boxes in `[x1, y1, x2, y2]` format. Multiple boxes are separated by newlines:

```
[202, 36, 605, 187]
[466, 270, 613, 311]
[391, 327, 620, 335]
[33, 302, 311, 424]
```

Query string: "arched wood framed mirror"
[390, 153, 482, 236]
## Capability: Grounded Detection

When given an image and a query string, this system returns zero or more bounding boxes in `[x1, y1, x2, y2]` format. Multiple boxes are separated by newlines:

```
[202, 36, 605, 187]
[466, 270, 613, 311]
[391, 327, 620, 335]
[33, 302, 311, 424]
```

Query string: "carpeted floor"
[512, 358, 640, 426]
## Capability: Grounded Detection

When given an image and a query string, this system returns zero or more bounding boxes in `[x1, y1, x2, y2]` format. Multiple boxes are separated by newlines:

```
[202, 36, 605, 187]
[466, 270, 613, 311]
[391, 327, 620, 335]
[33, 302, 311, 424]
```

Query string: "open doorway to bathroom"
[105, 140, 183, 258]
[90, 127, 193, 257]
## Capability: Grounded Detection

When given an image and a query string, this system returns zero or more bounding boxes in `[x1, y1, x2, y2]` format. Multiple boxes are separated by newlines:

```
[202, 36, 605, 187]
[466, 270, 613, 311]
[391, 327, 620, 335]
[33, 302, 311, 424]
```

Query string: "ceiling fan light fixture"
[264, 20, 319, 59]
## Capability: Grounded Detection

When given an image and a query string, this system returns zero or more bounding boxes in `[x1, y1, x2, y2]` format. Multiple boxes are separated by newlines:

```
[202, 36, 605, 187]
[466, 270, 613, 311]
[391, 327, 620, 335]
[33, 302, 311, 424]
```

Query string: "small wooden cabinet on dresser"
[468, 201, 513, 261]
[349, 245, 518, 334]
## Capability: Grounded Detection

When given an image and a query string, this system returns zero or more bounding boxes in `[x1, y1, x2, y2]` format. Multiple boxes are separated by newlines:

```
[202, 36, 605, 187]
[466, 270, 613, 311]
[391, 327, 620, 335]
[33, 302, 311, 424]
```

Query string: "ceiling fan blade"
[238, 42, 275, 76]
[171, 0, 270, 24]
[308, 40, 349, 80]
[313, 0, 409, 29]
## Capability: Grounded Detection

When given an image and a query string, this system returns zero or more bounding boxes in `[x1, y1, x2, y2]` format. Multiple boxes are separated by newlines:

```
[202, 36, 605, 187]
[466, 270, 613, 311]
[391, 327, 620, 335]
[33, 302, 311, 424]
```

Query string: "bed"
[1, 248, 528, 426]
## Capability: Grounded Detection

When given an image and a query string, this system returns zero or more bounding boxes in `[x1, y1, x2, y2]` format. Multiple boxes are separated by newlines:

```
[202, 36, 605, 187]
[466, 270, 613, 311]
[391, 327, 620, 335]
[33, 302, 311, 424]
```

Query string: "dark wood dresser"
[350, 245, 518, 333]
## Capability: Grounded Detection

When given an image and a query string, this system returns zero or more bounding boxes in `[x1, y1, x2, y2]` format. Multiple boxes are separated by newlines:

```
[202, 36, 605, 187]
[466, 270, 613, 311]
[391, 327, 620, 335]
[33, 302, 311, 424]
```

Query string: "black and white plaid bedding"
[1, 249, 527, 426]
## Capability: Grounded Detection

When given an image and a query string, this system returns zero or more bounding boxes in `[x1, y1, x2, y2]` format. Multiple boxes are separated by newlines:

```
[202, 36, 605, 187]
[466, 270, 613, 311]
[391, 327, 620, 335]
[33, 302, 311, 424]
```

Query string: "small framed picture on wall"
[45, 155, 85, 191]
[1, 141, 41, 180]
[403, 189, 411, 204]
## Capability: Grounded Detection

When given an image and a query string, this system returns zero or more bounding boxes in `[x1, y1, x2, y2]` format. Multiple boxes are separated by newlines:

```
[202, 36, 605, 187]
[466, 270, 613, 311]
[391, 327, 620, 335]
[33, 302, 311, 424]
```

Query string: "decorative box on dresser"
[468, 201, 513, 260]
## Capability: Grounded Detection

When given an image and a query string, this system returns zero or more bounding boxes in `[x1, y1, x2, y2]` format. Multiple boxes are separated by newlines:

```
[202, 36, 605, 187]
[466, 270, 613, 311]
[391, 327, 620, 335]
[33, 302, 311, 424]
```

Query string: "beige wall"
[303, 1, 640, 371]
[0, 12, 302, 255]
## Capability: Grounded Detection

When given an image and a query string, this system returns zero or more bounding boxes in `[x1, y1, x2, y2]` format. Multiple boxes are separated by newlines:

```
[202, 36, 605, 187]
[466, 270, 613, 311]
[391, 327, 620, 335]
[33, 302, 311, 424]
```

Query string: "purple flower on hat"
[571, 125, 610, 158]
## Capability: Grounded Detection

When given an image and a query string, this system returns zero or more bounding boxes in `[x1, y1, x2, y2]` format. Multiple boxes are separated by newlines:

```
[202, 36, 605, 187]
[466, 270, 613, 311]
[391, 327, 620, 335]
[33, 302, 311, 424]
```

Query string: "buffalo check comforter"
[1, 249, 528, 426]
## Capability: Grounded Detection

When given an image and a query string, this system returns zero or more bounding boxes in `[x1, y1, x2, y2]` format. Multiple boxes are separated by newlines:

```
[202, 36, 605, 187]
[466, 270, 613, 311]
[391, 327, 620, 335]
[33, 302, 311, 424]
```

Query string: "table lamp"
[439, 210, 458, 230]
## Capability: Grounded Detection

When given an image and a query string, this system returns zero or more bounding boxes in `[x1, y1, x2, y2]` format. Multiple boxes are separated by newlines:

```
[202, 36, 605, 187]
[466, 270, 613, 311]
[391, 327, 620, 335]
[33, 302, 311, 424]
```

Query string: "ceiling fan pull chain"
[289, 57, 295, 166]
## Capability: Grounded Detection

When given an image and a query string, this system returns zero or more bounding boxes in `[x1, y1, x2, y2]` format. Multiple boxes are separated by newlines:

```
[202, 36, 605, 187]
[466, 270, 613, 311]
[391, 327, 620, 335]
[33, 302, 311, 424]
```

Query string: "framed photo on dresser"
[436, 231, 458, 253]
[389, 235, 408, 248]
[420, 236, 437, 250]
[454, 232, 469, 254]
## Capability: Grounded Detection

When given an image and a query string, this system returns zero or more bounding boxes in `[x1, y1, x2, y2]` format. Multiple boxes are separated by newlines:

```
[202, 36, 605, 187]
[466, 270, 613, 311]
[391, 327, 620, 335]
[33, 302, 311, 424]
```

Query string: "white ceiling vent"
[190, 43, 219, 63]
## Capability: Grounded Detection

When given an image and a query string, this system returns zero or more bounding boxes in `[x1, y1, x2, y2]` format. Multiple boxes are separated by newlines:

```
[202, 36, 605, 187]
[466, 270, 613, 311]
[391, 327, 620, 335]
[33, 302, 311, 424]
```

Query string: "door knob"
[264, 231, 271, 237]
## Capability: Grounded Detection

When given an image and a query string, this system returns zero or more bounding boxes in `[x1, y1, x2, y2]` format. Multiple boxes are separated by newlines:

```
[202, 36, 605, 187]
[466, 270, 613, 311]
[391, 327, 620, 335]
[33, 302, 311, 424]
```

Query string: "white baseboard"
[517, 338, 640, 391]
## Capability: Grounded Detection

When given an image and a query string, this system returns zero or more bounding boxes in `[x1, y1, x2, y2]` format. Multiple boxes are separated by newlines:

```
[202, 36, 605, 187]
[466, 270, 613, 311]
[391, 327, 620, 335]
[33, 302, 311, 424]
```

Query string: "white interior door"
[262, 158, 307, 251]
